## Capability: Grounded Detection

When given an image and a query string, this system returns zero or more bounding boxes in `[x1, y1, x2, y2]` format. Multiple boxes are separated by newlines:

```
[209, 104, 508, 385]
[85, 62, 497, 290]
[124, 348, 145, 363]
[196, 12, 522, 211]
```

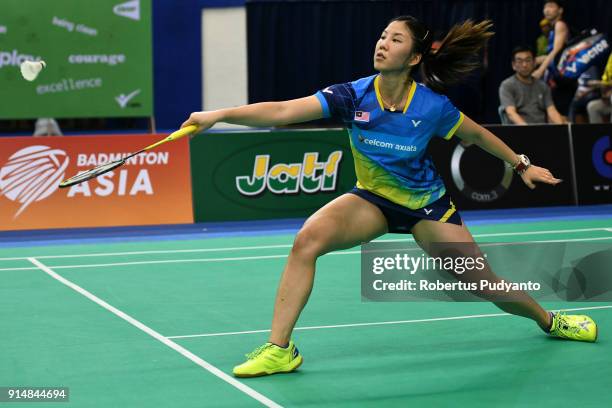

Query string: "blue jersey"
[315, 74, 464, 210]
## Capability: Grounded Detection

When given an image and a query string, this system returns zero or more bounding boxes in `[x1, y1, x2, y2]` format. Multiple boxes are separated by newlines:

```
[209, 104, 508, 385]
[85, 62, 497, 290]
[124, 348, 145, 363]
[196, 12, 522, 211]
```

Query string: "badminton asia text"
[372, 253, 487, 275]
[77, 152, 168, 166]
[236, 151, 342, 195]
[65, 152, 170, 197]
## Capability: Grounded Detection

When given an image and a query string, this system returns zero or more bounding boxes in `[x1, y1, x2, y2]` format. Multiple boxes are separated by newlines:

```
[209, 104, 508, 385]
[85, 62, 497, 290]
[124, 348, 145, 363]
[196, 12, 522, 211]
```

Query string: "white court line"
[531, 237, 612, 243]
[0, 266, 43, 271]
[1, 227, 610, 261]
[1, 236, 611, 272]
[0, 244, 294, 261]
[167, 305, 612, 340]
[27, 257, 282, 408]
[380, 227, 612, 243]
[0, 251, 357, 271]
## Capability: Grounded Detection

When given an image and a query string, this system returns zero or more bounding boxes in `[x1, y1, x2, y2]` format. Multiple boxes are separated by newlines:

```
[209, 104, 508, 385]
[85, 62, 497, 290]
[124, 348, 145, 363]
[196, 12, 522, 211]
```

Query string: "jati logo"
[236, 152, 343, 196]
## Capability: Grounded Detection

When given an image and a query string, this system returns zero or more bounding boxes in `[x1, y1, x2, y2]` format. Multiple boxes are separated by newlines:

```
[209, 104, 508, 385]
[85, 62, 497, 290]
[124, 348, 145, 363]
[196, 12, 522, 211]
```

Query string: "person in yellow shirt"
[586, 53, 612, 123]
[536, 18, 552, 57]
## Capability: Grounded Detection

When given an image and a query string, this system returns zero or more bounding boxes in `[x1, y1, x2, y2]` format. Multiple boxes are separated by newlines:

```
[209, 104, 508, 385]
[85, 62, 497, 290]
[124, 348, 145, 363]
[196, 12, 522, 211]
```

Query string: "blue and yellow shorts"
[348, 187, 462, 234]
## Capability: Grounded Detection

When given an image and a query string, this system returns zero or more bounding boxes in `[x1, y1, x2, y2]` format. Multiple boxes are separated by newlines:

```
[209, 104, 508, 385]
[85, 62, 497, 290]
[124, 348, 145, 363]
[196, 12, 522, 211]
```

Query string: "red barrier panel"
[0, 134, 193, 230]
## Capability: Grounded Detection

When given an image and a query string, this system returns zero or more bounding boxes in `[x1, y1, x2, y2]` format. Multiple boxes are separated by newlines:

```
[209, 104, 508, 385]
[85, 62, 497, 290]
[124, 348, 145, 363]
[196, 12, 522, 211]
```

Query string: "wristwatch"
[513, 154, 531, 174]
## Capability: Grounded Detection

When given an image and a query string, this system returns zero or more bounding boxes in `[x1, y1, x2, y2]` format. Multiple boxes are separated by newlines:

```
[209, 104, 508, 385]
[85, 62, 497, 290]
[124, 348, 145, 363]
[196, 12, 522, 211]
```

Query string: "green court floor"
[1, 218, 611, 407]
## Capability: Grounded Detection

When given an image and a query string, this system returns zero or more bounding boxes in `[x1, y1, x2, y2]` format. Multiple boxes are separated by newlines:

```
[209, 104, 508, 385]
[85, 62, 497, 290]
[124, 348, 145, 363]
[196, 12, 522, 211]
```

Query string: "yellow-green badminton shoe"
[233, 340, 303, 378]
[549, 312, 597, 342]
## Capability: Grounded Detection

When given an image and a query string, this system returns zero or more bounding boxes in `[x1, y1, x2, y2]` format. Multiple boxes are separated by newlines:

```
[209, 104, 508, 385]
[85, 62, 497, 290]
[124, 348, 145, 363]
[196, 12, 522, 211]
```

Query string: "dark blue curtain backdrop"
[152, 0, 202, 130]
[246, 0, 612, 124]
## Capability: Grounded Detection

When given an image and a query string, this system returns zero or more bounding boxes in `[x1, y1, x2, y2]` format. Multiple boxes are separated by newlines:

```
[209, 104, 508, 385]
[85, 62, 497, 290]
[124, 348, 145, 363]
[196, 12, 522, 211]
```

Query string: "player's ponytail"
[392, 16, 494, 93]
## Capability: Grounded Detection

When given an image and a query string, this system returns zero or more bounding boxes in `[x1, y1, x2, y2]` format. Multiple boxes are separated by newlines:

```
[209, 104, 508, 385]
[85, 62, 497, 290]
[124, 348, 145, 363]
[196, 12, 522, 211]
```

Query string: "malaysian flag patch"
[354, 111, 370, 122]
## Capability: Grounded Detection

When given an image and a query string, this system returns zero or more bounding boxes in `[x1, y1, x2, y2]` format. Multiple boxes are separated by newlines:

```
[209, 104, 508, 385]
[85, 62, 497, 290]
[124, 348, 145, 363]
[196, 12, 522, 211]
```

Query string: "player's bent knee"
[291, 225, 336, 259]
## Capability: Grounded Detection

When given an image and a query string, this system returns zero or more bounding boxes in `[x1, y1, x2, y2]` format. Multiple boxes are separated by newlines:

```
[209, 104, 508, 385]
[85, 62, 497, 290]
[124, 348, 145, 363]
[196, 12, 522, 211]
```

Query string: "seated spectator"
[585, 51, 612, 123]
[499, 46, 565, 125]
[586, 87, 611, 123]
[569, 66, 600, 123]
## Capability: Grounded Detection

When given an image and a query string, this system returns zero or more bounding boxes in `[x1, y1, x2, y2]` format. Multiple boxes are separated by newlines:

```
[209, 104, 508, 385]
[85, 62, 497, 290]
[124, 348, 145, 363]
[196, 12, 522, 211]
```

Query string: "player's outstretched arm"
[456, 114, 563, 189]
[181, 95, 324, 133]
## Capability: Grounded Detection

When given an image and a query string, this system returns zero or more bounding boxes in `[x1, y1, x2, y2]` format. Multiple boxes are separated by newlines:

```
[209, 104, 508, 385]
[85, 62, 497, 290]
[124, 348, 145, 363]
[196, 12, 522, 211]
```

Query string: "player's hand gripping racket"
[58, 125, 198, 188]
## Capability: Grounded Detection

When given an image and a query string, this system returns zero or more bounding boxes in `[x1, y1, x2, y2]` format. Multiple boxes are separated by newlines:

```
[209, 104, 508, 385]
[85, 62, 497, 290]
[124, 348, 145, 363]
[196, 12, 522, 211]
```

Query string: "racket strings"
[59, 160, 123, 187]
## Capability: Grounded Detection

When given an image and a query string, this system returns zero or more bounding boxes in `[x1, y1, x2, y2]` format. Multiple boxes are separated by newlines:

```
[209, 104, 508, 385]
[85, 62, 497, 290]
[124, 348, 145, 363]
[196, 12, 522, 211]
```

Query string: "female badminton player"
[182, 16, 598, 378]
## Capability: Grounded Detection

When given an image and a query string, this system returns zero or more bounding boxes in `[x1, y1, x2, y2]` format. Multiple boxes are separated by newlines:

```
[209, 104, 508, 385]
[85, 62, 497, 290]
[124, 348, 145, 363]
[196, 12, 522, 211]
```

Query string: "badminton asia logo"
[236, 151, 343, 196]
[0, 145, 69, 218]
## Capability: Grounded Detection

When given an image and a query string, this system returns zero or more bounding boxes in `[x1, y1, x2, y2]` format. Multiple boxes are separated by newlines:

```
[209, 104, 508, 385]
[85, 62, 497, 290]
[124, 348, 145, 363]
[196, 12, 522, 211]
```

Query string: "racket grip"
[167, 125, 198, 141]
[144, 125, 198, 151]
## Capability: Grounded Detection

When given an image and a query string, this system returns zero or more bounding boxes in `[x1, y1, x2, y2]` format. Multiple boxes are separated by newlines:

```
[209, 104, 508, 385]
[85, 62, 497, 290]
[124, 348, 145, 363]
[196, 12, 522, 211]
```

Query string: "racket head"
[58, 126, 197, 188]
[58, 159, 125, 188]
